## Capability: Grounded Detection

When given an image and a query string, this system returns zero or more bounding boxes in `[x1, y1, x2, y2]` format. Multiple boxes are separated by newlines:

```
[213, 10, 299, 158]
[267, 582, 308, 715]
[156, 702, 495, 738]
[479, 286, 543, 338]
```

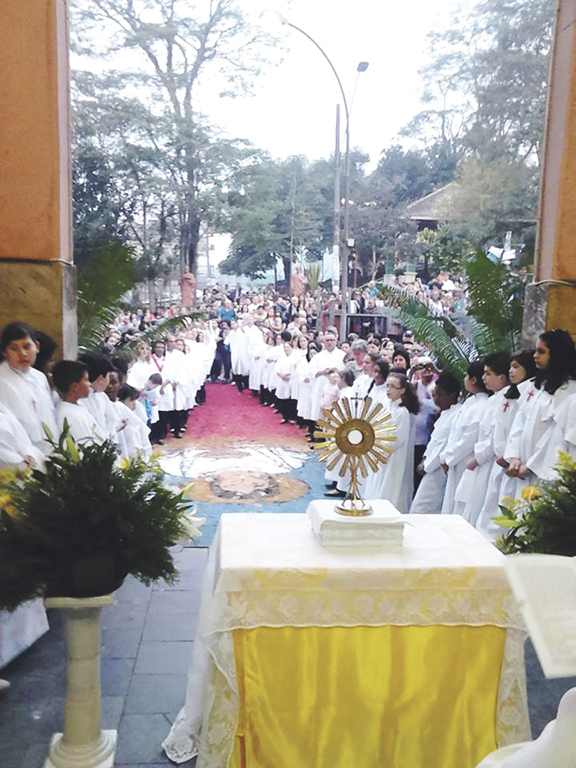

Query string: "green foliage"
[496, 453, 576, 556]
[376, 284, 471, 379]
[0, 429, 193, 610]
[464, 250, 524, 351]
[376, 252, 523, 379]
[305, 261, 322, 293]
[77, 243, 137, 351]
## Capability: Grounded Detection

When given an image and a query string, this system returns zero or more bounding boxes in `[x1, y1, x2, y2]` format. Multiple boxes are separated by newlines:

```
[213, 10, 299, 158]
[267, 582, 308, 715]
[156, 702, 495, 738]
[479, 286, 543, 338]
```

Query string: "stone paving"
[1, 544, 206, 768]
[2, 441, 576, 765]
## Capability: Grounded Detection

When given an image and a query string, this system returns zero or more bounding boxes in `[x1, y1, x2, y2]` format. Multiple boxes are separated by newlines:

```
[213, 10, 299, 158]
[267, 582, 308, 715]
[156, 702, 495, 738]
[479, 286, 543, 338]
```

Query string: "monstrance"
[314, 395, 396, 516]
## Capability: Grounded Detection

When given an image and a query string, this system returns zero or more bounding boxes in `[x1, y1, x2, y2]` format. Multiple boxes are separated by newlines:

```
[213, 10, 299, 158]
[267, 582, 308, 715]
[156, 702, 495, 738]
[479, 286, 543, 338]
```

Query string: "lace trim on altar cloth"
[162, 619, 530, 766]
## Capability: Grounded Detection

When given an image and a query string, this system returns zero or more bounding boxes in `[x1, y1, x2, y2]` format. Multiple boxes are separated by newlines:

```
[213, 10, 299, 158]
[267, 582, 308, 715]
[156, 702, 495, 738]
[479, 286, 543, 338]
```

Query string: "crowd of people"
[0, 280, 574, 538]
[1, 280, 576, 691]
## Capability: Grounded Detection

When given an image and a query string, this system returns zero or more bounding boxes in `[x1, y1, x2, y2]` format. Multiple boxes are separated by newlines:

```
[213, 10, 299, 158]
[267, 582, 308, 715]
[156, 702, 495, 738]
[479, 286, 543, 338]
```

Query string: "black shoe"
[325, 481, 337, 490]
[280, 418, 288, 424]
[324, 489, 346, 498]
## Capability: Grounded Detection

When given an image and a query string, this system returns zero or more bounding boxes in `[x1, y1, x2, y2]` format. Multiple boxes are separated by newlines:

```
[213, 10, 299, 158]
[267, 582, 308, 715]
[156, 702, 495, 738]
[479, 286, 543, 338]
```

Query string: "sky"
[196, 0, 469, 167]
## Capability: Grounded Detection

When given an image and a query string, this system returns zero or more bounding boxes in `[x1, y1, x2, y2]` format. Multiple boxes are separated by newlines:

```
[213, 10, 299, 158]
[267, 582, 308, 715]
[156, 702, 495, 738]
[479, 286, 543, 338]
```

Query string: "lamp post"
[261, 11, 368, 339]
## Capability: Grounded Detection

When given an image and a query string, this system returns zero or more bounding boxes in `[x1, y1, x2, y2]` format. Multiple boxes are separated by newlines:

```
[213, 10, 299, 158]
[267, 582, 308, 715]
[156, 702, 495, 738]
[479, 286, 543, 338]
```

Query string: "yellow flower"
[0, 492, 13, 509]
[521, 486, 540, 502]
[557, 450, 576, 472]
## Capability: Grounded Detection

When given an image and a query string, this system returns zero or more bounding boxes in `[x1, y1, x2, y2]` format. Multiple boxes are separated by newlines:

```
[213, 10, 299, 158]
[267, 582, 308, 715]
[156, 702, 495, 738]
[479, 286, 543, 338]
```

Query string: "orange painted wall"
[0, 0, 72, 262]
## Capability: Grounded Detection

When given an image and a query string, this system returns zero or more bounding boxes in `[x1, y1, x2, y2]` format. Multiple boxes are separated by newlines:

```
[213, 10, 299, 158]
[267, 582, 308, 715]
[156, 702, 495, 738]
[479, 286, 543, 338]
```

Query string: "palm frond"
[376, 284, 471, 379]
[464, 250, 522, 352]
[116, 313, 205, 358]
[77, 243, 137, 350]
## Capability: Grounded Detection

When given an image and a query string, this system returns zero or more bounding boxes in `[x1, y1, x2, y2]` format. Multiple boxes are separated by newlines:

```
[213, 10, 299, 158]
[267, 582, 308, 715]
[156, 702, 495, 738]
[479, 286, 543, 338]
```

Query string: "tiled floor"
[3, 519, 576, 766]
[1, 545, 206, 768]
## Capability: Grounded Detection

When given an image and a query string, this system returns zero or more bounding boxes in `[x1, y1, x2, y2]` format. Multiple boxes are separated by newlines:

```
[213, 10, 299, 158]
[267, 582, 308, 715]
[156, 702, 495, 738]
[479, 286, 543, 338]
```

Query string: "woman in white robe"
[0, 322, 57, 455]
[440, 361, 489, 515]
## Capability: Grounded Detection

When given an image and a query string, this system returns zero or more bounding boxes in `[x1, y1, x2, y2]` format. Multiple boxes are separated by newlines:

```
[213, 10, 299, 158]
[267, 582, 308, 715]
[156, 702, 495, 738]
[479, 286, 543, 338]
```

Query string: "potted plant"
[494, 451, 576, 555]
[0, 428, 204, 768]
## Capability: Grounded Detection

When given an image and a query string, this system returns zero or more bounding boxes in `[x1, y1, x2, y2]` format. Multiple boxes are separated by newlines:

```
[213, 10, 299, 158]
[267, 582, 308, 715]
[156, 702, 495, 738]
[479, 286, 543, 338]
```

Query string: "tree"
[70, 0, 279, 272]
[221, 155, 335, 284]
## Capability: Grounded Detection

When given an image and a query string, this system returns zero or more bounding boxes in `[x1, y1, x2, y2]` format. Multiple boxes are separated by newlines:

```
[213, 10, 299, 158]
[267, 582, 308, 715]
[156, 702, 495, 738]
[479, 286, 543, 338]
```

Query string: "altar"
[163, 512, 530, 768]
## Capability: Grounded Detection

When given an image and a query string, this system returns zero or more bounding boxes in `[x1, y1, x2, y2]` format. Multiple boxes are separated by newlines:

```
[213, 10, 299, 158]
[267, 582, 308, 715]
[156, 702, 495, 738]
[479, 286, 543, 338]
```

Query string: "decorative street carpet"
[159, 382, 326, 544]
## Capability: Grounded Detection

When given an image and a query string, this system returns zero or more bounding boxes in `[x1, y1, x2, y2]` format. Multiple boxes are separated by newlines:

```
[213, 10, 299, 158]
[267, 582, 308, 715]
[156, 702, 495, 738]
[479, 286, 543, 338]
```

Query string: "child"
[118, 385, 152, 459]
[142, 373, 163, 444]
[319, 368, 342, 413]
[52, 360, 106, 446]
[0, 321, 57, 455]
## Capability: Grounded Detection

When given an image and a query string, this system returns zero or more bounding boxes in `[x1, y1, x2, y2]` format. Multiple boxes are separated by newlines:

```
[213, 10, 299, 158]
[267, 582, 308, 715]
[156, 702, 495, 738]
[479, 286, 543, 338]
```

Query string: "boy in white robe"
[52, 360, 106, 446]
[410, 373, 461, 514]
[0, 401, 45, 470]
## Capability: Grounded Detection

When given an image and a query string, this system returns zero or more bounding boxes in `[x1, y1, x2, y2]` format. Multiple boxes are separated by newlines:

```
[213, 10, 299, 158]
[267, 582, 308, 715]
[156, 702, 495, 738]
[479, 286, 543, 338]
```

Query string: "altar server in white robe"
[440, 360, 489, 515]
[477, 349, 536, 540]
[52, 360, 106, 446]
[117, 384, 152, 458]
[163, 339, 189, 437]
[275, 342, 297, 422]
[80, 353, 120, 442]
[309, 332, 346, 422]
[410, 373, 461, 514]
[457, 352, 510, 526]
[296, 343, 320, 431]
[127, 345, 156, 390]
[354, 359, 393, 501]
[0, 322, 57, 454]
[504, 330, 576, 498]
[229, 320, 249, 393]
[375, 371, 419, 513]
[243, 315, 264, 393]
[527, 390, 576, 480]
[0, 401, 45, 470]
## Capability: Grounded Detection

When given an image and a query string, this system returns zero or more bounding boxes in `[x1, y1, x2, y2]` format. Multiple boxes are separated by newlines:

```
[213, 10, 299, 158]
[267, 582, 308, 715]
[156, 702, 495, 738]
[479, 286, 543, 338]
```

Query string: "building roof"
[404, 182, 461, 222]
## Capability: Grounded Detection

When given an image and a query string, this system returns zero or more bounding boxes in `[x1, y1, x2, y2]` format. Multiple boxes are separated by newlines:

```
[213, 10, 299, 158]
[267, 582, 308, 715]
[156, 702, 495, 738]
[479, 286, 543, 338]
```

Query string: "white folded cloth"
[306, 499, 408, 547]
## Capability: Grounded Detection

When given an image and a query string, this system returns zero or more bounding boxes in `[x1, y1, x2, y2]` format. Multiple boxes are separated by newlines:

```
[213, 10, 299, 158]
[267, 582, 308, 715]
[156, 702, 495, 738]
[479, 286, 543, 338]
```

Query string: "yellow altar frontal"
[163, 513, 530, 768]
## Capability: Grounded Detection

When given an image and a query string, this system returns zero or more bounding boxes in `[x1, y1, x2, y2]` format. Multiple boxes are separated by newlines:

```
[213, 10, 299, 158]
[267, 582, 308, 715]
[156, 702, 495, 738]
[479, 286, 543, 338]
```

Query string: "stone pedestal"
[44, 595, 116, 768]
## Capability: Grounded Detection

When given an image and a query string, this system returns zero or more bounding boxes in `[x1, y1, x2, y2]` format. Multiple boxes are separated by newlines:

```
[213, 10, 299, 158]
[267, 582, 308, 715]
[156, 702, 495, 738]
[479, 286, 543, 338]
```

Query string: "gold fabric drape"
[231, 624, 506, 768]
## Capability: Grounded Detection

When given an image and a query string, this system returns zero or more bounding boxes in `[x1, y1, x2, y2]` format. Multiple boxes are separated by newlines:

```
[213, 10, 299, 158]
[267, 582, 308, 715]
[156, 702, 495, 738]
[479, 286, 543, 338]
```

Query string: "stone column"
[0, 0, 76, 358]
[523, 0, 576, 344]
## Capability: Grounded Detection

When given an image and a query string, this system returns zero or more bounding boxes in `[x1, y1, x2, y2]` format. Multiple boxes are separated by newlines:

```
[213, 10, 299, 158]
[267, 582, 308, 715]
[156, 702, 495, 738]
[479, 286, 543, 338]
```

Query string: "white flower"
[180, 508, 206, 540]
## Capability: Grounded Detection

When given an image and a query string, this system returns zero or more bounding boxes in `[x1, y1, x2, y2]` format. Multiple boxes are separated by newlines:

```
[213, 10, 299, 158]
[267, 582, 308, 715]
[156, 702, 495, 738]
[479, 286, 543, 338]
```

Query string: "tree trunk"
[282, 255, 292, 294]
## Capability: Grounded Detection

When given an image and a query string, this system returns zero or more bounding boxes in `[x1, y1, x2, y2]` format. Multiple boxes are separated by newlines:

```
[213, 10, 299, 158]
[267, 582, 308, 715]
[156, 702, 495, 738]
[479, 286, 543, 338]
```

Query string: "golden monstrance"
[314, 395, 397, 517]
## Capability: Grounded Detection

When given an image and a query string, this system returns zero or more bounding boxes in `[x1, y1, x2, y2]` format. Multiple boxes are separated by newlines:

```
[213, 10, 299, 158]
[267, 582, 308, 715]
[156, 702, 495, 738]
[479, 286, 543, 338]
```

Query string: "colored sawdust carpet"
[182, 381, 308, 448]
[158, 382, 326, 541]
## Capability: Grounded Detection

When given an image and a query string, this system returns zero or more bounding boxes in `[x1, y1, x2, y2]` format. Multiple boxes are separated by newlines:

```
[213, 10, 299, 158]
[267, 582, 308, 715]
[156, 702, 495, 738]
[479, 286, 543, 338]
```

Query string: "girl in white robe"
[373, 372, 419, 514]
[0, 322, 57, 454]
[275, 342, 297, 423]
[477, 350, 536, 540]
[410, 373, 461, 514]
[440, 361, 489, 515]
[355, 360, 392, 501]
[504, 330, 576, 499]
[458, 352, 510, 527]
[296, 344, 319, 435]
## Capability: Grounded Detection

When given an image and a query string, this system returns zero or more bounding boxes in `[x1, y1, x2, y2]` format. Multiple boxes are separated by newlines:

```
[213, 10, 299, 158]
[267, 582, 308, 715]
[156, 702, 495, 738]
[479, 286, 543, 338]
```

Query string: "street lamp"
[261, 11, 368, 339]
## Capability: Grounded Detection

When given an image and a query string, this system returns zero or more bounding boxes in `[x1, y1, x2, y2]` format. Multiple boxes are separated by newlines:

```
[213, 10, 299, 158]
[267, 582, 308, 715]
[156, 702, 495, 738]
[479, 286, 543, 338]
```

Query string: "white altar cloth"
[163, 512, 530, 767]
[0, 600, 49, 669]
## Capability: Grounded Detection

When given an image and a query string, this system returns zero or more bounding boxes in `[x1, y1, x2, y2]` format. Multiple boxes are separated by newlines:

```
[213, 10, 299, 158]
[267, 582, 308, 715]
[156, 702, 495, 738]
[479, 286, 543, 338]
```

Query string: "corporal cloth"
[163, 513, 530, 768]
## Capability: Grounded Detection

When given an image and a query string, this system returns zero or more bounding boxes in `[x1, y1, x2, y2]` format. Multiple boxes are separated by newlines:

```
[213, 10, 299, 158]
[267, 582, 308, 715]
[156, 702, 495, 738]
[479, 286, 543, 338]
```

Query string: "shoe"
[174, 434, 182, 439]
[324, 489, 346, 498]
[325, 481, 337, 490]
[280, 418, 288, 424]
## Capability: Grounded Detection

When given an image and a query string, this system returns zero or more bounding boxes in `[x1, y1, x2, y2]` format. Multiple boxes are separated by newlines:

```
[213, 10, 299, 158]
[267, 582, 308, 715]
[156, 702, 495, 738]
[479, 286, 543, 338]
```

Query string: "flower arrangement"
[494, 451, 576, 555]
[0, 429, 204, 610]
